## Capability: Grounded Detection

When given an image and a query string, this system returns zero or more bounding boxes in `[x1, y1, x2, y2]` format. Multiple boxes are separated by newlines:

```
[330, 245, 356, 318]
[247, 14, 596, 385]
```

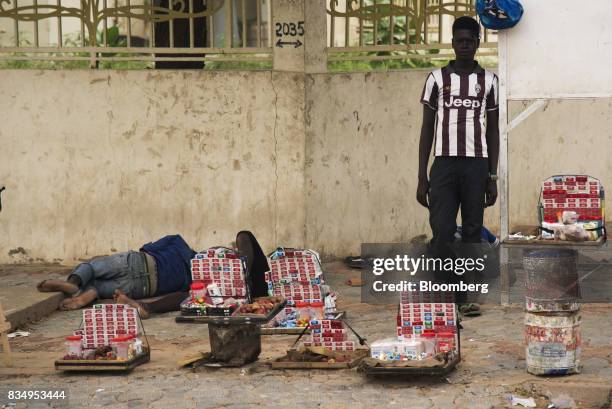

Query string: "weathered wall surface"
[507, 98, 612, 229]
[0, 70, 306, 263]
[1, 69, 610, 263]
[305, 70, 612, 258]
[304, 71, 432, 258]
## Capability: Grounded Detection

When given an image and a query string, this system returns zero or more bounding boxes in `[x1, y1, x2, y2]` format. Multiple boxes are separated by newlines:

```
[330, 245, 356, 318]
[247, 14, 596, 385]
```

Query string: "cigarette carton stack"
[370, 291, 459, 362]
[269, 282, 323, 302]
[268, 281, 325, 326]
[265, 248, 336, 327]
[397, 291, 457, 341]
[190, 247, 248, 301]
[81, 304, 139, 349]
[302, 319, 355, 351]
[265, 249, 323, 284]
[539, 175, 605, 240]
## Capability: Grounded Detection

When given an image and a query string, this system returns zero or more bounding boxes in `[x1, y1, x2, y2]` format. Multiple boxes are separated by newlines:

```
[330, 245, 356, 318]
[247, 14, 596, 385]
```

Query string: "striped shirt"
[420, 62, 499, 157]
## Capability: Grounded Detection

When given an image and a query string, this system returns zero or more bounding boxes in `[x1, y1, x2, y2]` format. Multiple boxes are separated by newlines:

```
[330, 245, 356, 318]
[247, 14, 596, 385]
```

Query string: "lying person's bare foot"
[60, 297, 85, 311]
[113, 289, 149, 319]
[59, 288, 97, 311]
[37, 279, 79, 295]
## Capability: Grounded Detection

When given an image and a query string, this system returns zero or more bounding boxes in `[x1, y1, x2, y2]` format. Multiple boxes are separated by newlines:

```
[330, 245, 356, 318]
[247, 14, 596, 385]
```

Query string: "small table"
[175, 301, 287, 367]
[500, 236, 607, 304]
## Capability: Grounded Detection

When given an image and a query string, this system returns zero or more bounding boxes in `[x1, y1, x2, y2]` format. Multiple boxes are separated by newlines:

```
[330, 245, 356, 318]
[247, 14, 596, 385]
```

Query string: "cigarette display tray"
[55, 348, 150, 372]
[503, 235, 606, 248]
[360, 354, 461, 376]
[175, 300, 287, 325]
[271, 348, 369, 369]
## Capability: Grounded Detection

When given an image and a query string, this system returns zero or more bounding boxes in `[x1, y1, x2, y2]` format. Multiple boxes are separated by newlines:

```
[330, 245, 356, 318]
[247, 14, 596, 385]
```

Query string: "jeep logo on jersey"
[444, 96, 481, 109]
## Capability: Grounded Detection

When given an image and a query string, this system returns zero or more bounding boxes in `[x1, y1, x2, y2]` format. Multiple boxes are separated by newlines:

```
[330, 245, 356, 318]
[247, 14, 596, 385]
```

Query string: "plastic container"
[308, 302, 325, 321]
[435, 332, 456, 353]
[295, 302, 311, 326]
[370, 338, 401, 361]
[295, 301, 311, 327]
[65, 335, 83, 357]
[133, 338, 143, 355]
[125, 334, 137, 359]
[111, 335, 133, 360]
[190, 281, 206, 303]
[293, 301, 325, 326]
[420, 333, 437, 357]
[399, 340, 425, 360]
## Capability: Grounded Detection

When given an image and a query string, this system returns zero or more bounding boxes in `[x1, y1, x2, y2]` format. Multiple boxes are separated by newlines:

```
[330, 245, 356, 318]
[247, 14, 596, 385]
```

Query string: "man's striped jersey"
[420, 62, 499, 158]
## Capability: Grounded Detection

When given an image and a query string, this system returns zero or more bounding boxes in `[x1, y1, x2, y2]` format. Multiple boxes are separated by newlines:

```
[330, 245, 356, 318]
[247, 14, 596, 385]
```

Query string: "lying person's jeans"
[69, 251, 152, 299]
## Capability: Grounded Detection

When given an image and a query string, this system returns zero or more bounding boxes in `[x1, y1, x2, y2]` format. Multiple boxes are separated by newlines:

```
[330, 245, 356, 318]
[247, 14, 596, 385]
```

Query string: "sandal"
[458, 303, 481, 317]
[344, 256, 364, 269]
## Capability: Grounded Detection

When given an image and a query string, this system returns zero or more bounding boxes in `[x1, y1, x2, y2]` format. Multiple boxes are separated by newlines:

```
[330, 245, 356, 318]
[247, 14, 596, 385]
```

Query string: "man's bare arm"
[417, 106, 436, 208]
[484, 108, 499, 207]
[485, 108, 499, 175]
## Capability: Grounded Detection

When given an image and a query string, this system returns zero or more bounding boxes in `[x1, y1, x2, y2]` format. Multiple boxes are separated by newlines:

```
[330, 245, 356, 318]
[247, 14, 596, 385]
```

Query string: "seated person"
[37, 231, 269, 318]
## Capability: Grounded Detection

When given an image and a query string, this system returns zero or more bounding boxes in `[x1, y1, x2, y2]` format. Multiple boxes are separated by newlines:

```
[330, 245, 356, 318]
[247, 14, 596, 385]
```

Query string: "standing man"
[416, 16, 499, 308]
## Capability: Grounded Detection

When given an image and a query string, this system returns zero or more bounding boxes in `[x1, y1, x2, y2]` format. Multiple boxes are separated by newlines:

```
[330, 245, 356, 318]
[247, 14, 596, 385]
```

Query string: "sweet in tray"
[233, 296, 285, 317]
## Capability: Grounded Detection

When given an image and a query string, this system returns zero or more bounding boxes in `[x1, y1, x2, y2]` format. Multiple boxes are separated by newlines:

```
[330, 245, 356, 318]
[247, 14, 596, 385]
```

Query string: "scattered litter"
[509, 395, 536, 407]
[7, 331, 30, 338]
[469, 338, 475, 342]
[509, 232, 537, 241]
[345, 278, 364, 287]
[95, 389, 105, 393]
[550, 394, 576, 409]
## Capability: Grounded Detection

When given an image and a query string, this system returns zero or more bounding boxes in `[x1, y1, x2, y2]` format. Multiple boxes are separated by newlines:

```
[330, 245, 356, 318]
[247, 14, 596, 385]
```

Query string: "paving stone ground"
[0, 262, 610, 409]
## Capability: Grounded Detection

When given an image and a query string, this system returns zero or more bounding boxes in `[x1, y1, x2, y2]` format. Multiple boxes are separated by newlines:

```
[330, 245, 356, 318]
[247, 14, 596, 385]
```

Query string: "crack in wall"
[270, 71, 279, 245]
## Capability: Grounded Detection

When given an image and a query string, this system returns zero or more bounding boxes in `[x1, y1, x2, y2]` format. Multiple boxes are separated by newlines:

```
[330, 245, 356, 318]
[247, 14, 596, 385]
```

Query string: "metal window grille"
[0, 0, 272, 67]
[326, 0, 498, 65]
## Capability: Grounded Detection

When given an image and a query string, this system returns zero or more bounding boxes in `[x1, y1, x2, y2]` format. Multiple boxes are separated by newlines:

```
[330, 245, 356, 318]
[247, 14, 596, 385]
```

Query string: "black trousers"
[428, 156, 489, 303]
[429, 156, 489, 244]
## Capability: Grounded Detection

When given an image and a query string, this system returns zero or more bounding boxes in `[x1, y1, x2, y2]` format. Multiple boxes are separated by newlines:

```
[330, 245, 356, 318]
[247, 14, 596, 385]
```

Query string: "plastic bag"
[555, 224, 589, 241]
[476, 0, 524, 30]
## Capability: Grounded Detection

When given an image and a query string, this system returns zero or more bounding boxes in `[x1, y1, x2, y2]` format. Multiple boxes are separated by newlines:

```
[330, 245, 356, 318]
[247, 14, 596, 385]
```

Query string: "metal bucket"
[522, 249, 581, 312]
[524, 312, 581, 376]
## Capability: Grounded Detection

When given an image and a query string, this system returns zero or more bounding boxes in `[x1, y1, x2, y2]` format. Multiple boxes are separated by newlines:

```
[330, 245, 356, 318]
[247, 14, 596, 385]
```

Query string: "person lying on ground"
[37, 231, 270, 317]
[113, 230, 270, 319]
[37, 234, 195, 311]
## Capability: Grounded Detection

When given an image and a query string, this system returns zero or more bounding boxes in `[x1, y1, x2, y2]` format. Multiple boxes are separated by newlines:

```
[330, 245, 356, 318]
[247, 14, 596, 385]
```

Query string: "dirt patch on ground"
[492, 340, 524, 358]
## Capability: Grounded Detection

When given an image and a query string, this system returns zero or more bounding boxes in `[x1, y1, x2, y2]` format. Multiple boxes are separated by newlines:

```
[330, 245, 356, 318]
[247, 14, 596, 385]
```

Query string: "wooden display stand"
[0, 301, 12, 366]
[54, 304, 151, 372]
[272, 348, 369, 369]
[55, 348, 150, 372]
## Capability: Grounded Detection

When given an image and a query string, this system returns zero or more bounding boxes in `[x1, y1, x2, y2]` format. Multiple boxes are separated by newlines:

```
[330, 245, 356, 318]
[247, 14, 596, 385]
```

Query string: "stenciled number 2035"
[275, 21, 304, 37]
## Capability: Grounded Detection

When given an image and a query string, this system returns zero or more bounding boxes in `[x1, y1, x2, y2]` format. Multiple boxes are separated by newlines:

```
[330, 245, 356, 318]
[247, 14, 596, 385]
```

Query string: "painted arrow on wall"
[276, 39, 303, 48]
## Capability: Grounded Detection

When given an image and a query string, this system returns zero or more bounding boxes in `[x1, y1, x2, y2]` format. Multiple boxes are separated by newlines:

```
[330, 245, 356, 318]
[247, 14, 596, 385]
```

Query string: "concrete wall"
[304, 71, 432, 258]
[304, 70, 612, 258]
[507, 98, 612, 229]
[1, 69, 610, 263]
[0, 70, 306, 263]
